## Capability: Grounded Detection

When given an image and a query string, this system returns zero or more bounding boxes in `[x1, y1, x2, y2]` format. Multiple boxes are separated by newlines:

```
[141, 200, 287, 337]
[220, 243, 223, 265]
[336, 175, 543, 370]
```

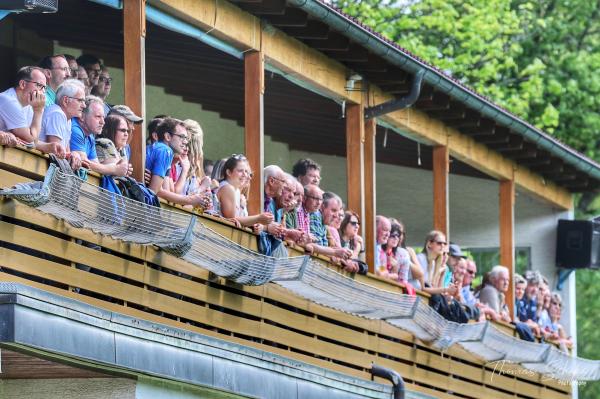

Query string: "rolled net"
[2, 165, 599, 381]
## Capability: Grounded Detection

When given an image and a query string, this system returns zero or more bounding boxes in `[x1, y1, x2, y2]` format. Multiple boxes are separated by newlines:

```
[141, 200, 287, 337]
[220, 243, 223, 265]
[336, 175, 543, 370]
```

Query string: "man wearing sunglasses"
[0, 66, 64, 156]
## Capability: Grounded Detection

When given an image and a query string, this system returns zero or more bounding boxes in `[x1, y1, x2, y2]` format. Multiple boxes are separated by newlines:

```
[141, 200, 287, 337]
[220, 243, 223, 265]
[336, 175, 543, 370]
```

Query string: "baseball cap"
[448, 243, 466, 258]
[110, 104, 143, 123]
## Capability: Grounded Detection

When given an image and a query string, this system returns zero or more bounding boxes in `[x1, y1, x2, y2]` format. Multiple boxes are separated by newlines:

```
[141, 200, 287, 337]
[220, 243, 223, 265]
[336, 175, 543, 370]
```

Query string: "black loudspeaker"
[556, 219, 600, 269]
[0, 0, 58, 13]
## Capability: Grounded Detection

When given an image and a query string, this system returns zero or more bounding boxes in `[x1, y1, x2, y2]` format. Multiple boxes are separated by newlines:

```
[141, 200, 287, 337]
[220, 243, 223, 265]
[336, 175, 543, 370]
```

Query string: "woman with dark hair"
[382, 223, 411, 283]
[215, 154, 273, 227]
[96, 114, 131, 169]
[339, 211, 364, 261]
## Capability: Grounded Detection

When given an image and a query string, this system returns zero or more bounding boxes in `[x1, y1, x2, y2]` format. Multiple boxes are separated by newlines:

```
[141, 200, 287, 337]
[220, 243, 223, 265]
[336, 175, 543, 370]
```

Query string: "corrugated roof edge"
[288, 0, 600, 185]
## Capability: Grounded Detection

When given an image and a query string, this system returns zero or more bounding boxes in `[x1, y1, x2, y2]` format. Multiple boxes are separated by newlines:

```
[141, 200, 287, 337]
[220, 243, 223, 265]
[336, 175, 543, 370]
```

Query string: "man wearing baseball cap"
[443, 243, 467, 287]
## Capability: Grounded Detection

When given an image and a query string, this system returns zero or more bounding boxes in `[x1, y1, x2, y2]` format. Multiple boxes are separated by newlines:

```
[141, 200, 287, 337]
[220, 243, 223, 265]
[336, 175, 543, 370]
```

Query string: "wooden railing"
[0, 146, 571, 399]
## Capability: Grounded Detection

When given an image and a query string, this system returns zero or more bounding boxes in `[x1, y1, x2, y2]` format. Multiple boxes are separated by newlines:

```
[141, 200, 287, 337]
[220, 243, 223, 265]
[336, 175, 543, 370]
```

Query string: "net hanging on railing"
[2, 165, 600, 382]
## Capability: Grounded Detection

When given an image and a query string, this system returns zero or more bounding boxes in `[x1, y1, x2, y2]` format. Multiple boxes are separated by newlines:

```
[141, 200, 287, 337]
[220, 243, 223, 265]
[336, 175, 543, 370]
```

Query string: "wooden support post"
[364, 118, 376, 273]
[500, 179, 516, 318]
[433, 145, 449, 237]
[346, 103, 364, 219]
[123, 0, 146, 182]
[244, 51, 264, 215]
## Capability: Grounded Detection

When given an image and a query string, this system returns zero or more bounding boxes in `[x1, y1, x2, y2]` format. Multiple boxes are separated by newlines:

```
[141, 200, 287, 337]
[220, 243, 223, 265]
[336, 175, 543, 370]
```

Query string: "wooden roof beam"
[283, 20, 330, 39]
[265, 8, 308, 27]
[306, 32, 350, 51]
[238, 0, 287, 15]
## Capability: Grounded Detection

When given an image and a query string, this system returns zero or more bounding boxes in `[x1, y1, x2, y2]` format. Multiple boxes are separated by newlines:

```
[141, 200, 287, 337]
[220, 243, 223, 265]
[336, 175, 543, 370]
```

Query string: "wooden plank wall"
[0, 147, 571, 399]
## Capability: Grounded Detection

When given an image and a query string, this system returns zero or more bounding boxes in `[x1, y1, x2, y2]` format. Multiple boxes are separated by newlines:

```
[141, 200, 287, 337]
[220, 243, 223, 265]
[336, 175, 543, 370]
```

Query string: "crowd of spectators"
[0, 55, 571, 348]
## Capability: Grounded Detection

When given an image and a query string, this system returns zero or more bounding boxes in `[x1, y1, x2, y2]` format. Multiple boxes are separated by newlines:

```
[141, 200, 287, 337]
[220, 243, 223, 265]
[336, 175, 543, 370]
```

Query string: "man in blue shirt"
[70, 96, 128, 177]
[146, 117, 209, 207]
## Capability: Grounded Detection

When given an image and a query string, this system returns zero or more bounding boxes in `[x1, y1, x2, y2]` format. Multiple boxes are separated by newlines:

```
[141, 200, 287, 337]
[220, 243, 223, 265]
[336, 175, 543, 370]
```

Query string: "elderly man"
[302, 186, 351, 260]
[292, 158, 321, 186]
[0, 66, 63, 155]
[273, 174, 306, 244]
[39, 55, 70, 107]
[479, 265, 512, 323]
[461, 259, 478, 308]
[70, 96, 128, 177]
[146, 117, 209, 208]
[264, 165, 286, 214]
[39, 79, 86, 169]
[91, 66, 112, 115]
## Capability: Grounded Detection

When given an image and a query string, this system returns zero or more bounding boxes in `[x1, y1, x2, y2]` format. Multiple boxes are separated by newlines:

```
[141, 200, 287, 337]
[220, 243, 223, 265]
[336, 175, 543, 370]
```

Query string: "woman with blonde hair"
[181, 119, 210, 197]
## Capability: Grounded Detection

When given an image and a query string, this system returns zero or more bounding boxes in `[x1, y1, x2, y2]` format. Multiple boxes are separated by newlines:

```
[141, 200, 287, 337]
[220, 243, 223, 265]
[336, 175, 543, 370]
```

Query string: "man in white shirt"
[0, 66, 63, 155]
[39, 79, 86, 169]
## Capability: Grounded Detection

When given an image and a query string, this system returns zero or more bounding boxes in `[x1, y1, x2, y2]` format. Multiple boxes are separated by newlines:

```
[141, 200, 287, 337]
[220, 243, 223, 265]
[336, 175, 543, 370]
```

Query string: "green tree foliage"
[335, 0, 600, 161]
[334, 0, 600, 396]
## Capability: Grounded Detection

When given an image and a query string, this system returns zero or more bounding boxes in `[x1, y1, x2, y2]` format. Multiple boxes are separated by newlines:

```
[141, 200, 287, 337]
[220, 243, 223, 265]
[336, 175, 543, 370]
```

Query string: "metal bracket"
[556, 268, 574, 290]
[365, 69, 425, 119]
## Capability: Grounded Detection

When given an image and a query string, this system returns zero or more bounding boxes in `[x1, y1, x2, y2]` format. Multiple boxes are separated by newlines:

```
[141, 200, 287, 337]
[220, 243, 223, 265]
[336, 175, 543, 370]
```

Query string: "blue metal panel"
[115, 333, 214, 386]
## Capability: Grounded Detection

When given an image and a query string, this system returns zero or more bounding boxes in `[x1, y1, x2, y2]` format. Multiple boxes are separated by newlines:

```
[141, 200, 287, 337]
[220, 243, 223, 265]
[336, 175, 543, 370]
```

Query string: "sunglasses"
[389, 233, 400, 238]
[349, 221, 360, 226]
[231, 153, 247, 160]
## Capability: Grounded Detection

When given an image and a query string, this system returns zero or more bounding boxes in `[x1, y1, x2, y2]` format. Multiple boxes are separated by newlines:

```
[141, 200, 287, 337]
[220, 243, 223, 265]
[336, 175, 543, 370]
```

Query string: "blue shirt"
[145, 141, 173, 178]
[45, 86, 56, 107]
[70, 118, 97, 161]
[517, 296, 538, 323]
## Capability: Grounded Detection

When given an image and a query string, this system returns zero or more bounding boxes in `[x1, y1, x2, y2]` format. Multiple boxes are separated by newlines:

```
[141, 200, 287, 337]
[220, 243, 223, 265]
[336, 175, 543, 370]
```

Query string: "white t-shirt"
[39, 104, 71, 149]
[0, 87, 33, 131]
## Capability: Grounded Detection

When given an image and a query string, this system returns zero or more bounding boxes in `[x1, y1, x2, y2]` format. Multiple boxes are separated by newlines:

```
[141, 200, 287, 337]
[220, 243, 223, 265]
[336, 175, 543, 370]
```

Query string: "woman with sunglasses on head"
[215, 154, 273, 227]
[415, 230, 458, 296]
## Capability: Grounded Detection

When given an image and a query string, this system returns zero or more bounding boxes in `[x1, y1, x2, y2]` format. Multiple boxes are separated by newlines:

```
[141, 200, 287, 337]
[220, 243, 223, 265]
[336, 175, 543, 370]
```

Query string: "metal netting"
[2, 165, 600, 381]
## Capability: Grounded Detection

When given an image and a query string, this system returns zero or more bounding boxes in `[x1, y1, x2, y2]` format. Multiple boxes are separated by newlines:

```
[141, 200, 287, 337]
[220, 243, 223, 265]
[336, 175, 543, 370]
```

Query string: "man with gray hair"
[478, 265, 511, 322]
[70, 95, 128, 177]
[40, 78, 86, 169]
[263, 164, 286, 215]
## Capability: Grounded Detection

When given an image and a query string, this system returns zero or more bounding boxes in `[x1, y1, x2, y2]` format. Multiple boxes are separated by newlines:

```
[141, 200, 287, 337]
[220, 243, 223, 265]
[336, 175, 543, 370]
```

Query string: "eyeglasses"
[117, 128, 131, 134]
[306, 194, 323, 201]
[171, 133, 189, 142]
[24, 79, 46, 91]
[52, 66, 71, 73]
[271, 176, 286, 184]
[99, 77, 113, 83]
[68, 96, 86, 104]
[349, 221, 360, 226]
